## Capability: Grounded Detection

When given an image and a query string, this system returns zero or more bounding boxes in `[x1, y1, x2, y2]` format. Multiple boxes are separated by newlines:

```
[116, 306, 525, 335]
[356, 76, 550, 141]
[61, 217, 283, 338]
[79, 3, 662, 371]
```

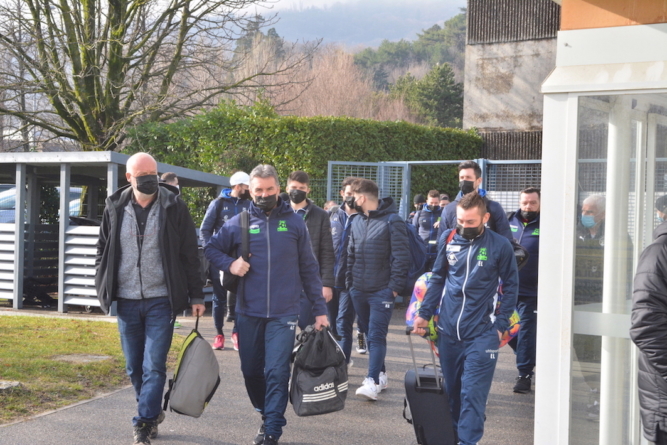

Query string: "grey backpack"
[163, 317, 220, 417]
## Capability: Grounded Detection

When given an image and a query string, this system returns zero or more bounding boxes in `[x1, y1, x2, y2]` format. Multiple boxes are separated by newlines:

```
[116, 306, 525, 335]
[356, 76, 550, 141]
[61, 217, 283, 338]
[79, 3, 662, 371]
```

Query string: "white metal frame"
[538, 87, 667, 445]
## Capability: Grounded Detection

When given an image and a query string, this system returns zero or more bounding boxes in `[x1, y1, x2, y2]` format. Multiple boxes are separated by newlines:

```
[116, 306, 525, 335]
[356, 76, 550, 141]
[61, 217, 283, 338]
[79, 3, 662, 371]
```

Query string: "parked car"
[0, 186, 83, 223]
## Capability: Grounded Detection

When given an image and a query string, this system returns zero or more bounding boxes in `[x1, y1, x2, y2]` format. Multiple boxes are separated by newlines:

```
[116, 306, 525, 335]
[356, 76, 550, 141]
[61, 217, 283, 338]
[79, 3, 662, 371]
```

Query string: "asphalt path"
[0, 307, 535, 445]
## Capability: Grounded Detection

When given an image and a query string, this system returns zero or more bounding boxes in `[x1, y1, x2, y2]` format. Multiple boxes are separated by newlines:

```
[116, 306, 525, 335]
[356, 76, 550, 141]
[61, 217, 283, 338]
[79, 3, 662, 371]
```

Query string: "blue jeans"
[117, 297, 173, 426]
[509, 296, 537, 376]
[237, 313, 297, 439]
[438, 326, 500, 445]
[336, 289, 356, 364]
[350, 287, 393, 384]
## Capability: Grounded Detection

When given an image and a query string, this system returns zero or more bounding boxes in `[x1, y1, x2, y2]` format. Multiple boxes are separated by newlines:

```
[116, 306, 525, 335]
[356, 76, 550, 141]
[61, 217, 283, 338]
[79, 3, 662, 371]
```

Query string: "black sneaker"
[263, 435, 279, 445]
[133, 423, 152, 445]
[149, 411, 165, 439]
[252, 423, 266, 445]
[513, 375, 532, 394]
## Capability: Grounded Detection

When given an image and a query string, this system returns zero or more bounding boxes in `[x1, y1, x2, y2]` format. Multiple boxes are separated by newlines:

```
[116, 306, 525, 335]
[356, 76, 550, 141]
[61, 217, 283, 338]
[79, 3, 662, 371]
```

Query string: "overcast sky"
[246, 0, 468, 47]
[270, 0, 466, 11]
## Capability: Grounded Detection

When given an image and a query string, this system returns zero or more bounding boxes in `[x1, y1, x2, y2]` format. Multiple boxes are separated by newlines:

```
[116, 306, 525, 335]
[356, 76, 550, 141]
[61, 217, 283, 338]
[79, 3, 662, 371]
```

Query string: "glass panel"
[570, 94, 657, 445]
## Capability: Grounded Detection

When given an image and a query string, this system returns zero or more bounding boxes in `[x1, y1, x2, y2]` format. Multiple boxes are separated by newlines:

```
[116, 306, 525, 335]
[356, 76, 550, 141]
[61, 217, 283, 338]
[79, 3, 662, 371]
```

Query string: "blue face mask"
[581, 214, 597, 228]
[659, 214, 665, 223]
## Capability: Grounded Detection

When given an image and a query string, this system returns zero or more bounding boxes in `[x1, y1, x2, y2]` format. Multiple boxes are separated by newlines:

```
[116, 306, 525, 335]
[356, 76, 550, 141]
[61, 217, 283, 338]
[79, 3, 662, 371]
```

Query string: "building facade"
[539, 1, 667, 444]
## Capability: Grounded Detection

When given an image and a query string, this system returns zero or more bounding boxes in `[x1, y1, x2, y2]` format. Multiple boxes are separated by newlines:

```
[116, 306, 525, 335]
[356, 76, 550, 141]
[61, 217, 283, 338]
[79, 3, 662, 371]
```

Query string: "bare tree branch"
[0, 0, 316, 151]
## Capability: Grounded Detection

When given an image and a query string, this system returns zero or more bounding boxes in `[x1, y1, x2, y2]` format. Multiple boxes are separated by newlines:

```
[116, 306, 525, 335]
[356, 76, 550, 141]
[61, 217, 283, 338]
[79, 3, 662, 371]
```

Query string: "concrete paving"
[0, 306, 535, 445]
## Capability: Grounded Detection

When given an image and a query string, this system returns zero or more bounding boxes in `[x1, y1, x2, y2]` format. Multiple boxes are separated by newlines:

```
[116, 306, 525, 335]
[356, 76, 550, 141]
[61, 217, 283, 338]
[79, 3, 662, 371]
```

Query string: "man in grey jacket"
[346, 178, 410, 400]
[95, 153, 205, 445]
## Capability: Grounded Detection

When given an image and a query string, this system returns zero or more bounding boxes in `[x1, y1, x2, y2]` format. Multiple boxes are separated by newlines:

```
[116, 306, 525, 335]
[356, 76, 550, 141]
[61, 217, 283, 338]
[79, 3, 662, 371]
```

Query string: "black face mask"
[344, 196, 355, 209]
[353, 197, 364, 213]
[289, 189, 307, 205]
[254, 194, 278, 212]
[239, 190, 251, 200]
[136, 175, 159, 195]
[427, 205, 438, 212]
[456, 223, 484, 240]
[459, 180, 475, 195]
[521, 210, 538, 221]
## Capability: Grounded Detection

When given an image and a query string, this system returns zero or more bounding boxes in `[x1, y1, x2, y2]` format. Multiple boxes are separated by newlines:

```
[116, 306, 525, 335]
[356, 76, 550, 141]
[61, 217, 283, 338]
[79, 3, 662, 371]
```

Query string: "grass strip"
[0, 315, 182, 425]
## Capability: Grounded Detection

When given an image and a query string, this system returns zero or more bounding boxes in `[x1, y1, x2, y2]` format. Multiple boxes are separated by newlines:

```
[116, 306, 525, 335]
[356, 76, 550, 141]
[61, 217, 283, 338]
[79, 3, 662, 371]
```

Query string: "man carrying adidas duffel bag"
[205, 164, 329, 445]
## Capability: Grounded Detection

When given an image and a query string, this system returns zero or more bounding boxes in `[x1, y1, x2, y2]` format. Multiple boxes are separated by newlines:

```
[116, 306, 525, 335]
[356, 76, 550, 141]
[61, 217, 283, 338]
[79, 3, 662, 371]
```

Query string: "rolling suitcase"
[404, 327, 457, 445]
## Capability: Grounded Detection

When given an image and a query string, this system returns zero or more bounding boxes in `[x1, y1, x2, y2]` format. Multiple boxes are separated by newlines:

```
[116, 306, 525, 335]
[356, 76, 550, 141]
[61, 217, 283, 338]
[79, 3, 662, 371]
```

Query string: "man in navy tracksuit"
[438, 160, 513, 244]
[330, 176, 359, 364]
[205, 165, 328, 445]
[507, 187, 540, 394]
[414, 191, 518, 445]
[346, 178, 411, 401]
[413, 189, 443, 271]
[200, 171, 251, 351]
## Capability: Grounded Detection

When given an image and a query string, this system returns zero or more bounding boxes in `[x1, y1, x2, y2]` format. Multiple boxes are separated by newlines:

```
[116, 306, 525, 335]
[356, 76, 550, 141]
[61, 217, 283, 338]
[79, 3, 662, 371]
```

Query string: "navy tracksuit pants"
[508, 296, 537, 377]
[236, 313, 298, 439]
[438, 326, 500, 445]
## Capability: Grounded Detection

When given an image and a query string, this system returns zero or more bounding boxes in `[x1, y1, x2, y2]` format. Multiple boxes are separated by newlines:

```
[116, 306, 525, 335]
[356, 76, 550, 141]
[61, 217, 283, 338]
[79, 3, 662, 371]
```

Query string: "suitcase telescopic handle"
[406, 326, 441, 390]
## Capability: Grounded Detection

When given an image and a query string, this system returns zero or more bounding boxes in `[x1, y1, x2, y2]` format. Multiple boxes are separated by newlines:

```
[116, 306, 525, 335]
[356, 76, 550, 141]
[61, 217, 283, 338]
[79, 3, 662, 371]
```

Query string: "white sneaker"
[355, 377, 378, 401]
[378, 372, 388, 392]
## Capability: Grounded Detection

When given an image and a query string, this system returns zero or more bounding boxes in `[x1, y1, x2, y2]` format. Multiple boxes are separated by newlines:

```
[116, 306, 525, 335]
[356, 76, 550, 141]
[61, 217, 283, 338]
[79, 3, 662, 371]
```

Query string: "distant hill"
[272, 0, 466, 48]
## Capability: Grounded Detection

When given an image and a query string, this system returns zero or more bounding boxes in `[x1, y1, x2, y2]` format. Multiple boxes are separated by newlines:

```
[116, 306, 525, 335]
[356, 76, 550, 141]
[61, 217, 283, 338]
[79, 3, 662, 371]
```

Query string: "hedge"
[125, 101, 482, 224]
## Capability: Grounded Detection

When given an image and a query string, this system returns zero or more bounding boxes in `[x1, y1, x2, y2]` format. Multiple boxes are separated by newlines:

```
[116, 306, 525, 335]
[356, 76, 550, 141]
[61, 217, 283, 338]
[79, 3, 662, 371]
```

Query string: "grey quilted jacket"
[345, 197, 410, 294]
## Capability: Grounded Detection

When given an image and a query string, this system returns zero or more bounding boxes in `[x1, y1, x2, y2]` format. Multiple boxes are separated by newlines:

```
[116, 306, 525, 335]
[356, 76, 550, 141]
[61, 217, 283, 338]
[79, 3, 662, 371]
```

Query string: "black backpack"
[290, 326, 348, 416]
[388, 214, 427, 296]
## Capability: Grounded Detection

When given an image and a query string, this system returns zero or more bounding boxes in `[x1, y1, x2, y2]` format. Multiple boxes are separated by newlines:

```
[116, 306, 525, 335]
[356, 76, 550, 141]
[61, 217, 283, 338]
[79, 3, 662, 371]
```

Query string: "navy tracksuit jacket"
[508, 210, 540, 376]
[437, 188, 513, 245]
[413, 204, 443, 268]
[419, 227, 518, 445]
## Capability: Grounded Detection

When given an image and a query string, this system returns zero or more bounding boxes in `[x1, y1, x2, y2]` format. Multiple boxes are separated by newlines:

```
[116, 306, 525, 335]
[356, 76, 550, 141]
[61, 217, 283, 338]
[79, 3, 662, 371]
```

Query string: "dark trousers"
[336, 288, 356, 364]
[210, 265, 226, 334]
[237, 313, 297, 439]
[657, 429, 667, 445]
[210, 265, 237, 335]
[297, 291, 336, 336]
[508, 296, 537, 376]
[438, 327, 500, 445]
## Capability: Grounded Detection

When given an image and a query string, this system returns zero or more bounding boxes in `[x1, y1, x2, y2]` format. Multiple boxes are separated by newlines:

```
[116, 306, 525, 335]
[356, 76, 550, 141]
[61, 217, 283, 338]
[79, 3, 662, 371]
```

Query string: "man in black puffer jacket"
[631, 208, 667, 445]
[346, 178, 410, 401]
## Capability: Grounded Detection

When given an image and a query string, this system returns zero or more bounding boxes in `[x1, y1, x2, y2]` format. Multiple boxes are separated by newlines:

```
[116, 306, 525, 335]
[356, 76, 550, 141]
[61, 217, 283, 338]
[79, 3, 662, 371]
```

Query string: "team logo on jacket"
[510, 225, 518, 232]
[249, 224, 260, 234]
[223, 215, 229, 222]
[277, 220, 288, 232]
[447, 252, 458, 266]
[531, 228, 540, 236]
[476, 248, 488, 262]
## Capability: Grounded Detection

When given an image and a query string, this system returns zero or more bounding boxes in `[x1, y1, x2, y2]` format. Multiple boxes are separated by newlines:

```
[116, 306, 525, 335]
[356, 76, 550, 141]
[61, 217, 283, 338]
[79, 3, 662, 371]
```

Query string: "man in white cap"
[200, 171, 251, 351]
